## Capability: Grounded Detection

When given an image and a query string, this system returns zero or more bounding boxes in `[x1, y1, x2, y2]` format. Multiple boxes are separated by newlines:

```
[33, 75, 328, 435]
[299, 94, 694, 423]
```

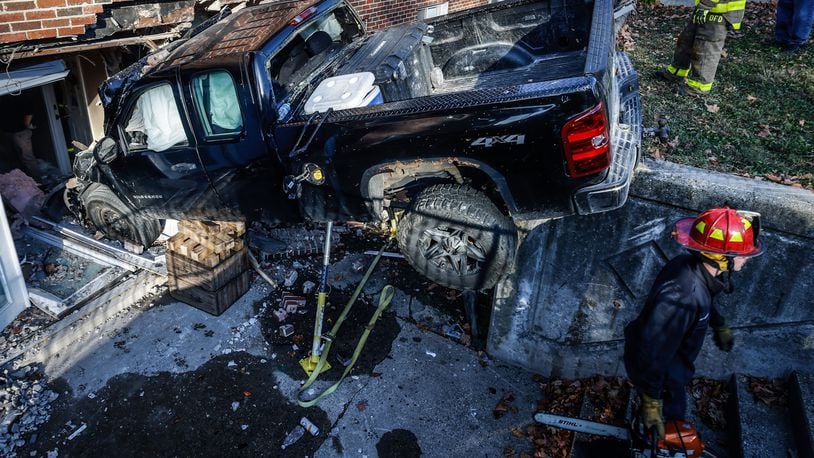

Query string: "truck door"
[106, 81, 219, 218]
[0, 198, 28, 330]
[185, 69, 297, 223]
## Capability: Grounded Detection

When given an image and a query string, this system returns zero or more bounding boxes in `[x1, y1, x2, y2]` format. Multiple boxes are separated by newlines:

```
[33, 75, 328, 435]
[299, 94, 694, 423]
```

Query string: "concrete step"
[731, 374, 798, 458]
[789, 371, 814, 458]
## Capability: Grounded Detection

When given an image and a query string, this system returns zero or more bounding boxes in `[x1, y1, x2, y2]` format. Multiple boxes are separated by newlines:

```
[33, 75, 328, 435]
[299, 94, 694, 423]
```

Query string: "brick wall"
[0, 0, 110, 44]
[348, 0, 488, 30]
[0, 0, 490, 46]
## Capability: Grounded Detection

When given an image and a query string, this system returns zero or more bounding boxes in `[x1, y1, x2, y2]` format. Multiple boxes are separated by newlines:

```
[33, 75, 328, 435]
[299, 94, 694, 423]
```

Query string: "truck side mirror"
[93, 137, 120, 164]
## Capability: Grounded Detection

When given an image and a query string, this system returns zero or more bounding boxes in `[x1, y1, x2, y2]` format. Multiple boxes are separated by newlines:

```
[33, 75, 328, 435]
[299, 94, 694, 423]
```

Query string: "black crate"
[167, 247, 248, 292]
[169, 270, 250, 316]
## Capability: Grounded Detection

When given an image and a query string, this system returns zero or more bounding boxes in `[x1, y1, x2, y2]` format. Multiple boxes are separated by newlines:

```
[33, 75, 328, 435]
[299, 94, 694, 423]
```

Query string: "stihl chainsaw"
[533, 412, 717, 458]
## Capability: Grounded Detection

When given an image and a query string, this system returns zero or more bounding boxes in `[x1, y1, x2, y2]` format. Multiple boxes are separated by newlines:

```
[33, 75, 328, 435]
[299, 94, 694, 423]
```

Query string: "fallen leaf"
[493, 392, 515, 419]
[356, 401, 367, 411]
[800, 120, 806, 126]
[720, 49, 728, 58]
[243, 391, 252, 397]
[765, 173, 783, 183]
[667, 137, 680, 149]
[705, 103, 720, 113]
[370, 371, 382, 378]
[746, 95, 758, 103]
[758, 125, 771, 137]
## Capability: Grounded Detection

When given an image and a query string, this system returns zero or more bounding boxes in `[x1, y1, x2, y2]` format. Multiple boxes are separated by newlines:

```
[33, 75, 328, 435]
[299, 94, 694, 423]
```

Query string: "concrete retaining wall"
[487, 159, 814, 379]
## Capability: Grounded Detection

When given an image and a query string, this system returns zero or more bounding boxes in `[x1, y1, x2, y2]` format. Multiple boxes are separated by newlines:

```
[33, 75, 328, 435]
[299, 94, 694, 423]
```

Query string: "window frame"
[118, 81, 191, 154]
[189, 69, 245, 141]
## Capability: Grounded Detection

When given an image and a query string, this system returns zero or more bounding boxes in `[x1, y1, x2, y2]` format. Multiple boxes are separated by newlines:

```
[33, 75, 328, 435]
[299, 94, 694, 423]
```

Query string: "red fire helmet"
[674, 208, 764, 257]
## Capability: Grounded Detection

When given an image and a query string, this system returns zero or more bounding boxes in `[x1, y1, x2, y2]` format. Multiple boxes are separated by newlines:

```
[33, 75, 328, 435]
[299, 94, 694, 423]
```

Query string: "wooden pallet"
[167, 219, 246, 268]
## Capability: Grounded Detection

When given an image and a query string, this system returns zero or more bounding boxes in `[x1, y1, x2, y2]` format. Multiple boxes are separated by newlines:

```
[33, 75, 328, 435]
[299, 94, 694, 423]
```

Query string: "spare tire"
[397, 184, 516, 290]
[83, 185, 162, 249]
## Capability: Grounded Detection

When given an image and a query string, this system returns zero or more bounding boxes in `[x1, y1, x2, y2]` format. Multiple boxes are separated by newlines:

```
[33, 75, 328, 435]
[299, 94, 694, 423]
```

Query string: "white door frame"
[40, 84, 72, 176]
[0, 198, 29, 330]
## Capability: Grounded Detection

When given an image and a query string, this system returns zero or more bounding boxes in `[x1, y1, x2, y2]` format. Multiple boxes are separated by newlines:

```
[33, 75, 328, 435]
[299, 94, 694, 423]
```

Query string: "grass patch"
[623, 3, 813, 190]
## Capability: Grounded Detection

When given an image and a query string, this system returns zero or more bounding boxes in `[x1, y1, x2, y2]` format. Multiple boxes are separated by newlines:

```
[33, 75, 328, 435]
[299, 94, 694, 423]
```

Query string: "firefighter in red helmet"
[624, 208, 764, 438]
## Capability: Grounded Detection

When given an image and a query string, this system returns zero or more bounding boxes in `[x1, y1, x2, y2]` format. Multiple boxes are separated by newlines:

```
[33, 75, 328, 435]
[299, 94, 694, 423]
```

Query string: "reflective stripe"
[711, 0, 745, 13]
[694, 0, 745, 12]
[667, 65, 690, 77]
[731, 22, 741, 30]
[686, 79, 713, 92]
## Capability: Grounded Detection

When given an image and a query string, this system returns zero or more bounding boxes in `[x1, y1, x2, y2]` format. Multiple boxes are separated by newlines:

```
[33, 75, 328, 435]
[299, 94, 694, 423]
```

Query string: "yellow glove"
[640, 392, 666, 439]
[714, 326, 734, 352]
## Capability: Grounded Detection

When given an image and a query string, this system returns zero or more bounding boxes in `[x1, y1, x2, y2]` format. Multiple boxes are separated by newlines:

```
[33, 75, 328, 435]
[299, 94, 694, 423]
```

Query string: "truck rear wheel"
[83, 186, 162, 249]
[397, 184, 516, 290]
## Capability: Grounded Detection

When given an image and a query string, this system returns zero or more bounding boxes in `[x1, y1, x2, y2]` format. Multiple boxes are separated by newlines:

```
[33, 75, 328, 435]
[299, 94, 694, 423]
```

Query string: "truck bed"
[431, 51, 587, 94]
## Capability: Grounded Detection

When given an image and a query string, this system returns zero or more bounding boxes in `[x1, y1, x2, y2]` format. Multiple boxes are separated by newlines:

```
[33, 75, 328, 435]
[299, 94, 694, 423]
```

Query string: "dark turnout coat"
[624, 254, 725, 400]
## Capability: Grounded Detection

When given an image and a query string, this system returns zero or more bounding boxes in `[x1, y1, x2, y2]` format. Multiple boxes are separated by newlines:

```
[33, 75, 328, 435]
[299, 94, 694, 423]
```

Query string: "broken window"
[191, 70, 243, 137]
[123, 83, 188, 153]
[268, 6, 363, 99]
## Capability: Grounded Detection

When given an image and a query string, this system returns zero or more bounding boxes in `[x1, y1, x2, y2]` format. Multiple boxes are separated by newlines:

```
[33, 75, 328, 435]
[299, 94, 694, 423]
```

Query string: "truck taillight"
[561, 102, 611, 178]
[289, 6, 317, 26]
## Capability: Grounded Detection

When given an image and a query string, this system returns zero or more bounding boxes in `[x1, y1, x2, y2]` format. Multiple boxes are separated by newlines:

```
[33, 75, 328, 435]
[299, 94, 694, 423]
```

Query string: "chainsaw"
[533, 412, 716, 458]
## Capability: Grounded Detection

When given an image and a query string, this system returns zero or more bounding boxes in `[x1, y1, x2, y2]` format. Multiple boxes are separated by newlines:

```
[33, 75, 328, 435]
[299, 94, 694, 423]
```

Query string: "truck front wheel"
[83, 186, 162, 249]
[397, 184, 516, 290]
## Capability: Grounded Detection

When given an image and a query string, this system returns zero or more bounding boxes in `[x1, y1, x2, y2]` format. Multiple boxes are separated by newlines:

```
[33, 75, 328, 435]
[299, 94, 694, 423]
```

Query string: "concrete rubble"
[0, 364, 59, 457]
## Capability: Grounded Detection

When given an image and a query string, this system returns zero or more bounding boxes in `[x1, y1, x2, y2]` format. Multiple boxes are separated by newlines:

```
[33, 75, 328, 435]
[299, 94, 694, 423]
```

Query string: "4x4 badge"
[471, 135, 526, 148]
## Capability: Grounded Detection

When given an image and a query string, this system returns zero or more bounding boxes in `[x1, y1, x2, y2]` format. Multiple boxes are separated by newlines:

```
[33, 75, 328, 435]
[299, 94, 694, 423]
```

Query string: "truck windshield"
[268, 6, 363, 101]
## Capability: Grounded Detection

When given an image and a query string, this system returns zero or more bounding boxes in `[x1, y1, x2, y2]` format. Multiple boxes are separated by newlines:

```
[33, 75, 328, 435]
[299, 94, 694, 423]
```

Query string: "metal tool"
[534, 412, 715, 458]
[299, 221, 333, 376]
[643, 118, 671, 143]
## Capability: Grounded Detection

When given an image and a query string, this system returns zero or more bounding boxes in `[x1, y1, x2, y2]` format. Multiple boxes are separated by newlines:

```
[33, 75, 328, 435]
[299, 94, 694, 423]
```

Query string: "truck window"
[123, 83, 189, 153]
[269, 6, 363, 98]
[191, 70, 244, 137]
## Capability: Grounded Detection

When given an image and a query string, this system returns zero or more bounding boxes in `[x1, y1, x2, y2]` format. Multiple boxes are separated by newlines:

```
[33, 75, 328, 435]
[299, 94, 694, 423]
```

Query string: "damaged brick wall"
[348, 0, 489, 30]
[0, 0, 195, 45]
[0, 0, 488, 46]
[0, 0, 105, 43]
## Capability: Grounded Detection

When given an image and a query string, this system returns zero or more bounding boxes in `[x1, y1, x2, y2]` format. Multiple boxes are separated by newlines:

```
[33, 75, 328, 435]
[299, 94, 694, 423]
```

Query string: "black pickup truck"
[68, 0, 641, 290]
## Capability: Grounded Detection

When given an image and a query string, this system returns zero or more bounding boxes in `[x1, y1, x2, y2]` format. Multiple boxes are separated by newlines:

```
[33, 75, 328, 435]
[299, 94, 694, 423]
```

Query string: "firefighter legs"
[667, 21, 697, 78]
[686, 20, 728, 93]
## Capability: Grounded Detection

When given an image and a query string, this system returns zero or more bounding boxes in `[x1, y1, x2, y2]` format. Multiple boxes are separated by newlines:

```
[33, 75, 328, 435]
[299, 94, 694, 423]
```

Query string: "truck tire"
[83, 186, 162, 249]
[397, 184, 516, 290]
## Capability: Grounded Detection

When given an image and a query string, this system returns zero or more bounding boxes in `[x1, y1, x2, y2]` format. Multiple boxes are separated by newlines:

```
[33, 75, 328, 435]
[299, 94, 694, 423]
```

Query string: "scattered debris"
[351, 259, 365, 273]
[302, 281, 316, 295]
[279, 324, 294, 338]
[746, 376, 788, 407]
[66, 423, 86, 441]
[281, 425, 305, 449]
[441, 323, 463, 341]
[690, 378, 729, 430]
[231, 401, 240, 412]
[492, 391, 516, 419]
[0, 364, 59, 456]
[300, 417, 320, 436]
[283, 270, 299, 287]
[424, 350, 436, 358]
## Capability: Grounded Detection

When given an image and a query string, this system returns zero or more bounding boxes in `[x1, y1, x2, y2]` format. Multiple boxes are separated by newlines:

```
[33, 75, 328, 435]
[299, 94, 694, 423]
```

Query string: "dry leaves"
[705, 103, 720, 113]
[494, 391, 518, 419]
[690, 378, 729, 430]
[746, 95, 758, 103]
[757, 125, 772, 137]
[747, 376, 788, 407]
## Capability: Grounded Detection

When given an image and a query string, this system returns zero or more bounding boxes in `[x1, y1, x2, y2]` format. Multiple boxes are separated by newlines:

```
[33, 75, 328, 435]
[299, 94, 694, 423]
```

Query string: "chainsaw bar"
[533, 412, 630, 441]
